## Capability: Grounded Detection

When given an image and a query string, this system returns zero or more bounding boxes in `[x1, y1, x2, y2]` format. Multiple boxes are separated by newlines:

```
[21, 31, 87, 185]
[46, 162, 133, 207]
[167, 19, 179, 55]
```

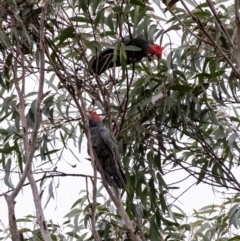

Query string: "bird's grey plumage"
[88, 114, 126, 188]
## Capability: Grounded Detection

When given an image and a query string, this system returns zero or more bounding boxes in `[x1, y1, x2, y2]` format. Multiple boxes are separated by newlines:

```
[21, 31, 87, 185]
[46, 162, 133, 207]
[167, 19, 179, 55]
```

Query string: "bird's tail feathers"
[103, 168, 126, 189]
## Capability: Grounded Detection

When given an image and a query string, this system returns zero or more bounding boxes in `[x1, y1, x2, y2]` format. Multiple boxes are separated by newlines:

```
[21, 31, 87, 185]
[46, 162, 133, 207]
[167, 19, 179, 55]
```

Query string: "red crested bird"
[86, 111, 126, 189]
[91, 34, 163, 75]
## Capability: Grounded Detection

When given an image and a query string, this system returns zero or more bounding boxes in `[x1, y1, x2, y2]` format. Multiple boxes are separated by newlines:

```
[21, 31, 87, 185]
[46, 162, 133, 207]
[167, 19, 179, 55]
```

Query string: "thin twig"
[206, 0, 234, 48]
[1, 172, 96, 197]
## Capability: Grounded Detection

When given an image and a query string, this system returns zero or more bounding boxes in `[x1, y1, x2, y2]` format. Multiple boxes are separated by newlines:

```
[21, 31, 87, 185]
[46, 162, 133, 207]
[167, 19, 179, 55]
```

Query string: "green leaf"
[15, 140, 23, 173]
[230, 116, 240, 124]
[49, 181, 55, 200]
[185, 0, 197, 7]
[228, 133, 238, 146]
[196, 162, 207, 185]
[107, 14, 114, 31]
[0, 72, 7, 90]
[4, 158, 14, 189]
[229, 236, 240, 241]
[164, 25, 181, 33]
[212, 163, 224, 186]
[94, 9, 103, 28]
[4, 53, 12, 80]
[130, 0, 146, 8]
[124, 45, 142, 51]
[70, 16, 90, 23]
[57, 27, 75, 46]
[150, 219, 161, 240]
[112, 6, 123, 12]
[170, 85, 193, 93]
[35, 149, 61, 157]
[160, 193, 168, 214]
[0, 30, 11, 48]
[0, 129, 9, 135]
[0, 145, 18, 154]
[85, 40, 102, 52]
[120, 43, 127, 60]
[104, 222, 110, 241]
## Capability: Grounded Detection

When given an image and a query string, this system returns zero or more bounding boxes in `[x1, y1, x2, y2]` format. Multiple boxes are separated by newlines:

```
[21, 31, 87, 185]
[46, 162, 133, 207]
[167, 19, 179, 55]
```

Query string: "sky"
[0, 0, 235, 240]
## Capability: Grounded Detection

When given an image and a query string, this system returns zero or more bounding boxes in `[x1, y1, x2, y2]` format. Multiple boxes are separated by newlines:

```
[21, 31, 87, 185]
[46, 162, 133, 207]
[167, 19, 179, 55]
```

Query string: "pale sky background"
[0, 0, 235, 240]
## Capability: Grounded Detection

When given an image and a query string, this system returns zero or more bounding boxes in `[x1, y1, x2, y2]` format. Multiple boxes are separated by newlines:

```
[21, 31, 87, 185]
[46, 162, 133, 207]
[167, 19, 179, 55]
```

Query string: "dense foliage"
[1, 0, 240, 240]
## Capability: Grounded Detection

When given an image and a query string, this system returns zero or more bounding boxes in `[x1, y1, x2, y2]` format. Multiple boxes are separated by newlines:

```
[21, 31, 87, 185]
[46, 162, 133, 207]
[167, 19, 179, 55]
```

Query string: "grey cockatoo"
[86, 111, 126, 189]
[91, 34, 163, 75]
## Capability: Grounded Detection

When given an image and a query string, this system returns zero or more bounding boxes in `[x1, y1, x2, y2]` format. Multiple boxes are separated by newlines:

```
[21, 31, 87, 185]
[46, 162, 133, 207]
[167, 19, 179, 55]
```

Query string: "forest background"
[0, 0, 240, 240]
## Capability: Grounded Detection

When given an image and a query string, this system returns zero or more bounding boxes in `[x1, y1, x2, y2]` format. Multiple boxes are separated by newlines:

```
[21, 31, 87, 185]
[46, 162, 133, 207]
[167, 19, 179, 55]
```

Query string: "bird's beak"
[147, 54, 154, 61]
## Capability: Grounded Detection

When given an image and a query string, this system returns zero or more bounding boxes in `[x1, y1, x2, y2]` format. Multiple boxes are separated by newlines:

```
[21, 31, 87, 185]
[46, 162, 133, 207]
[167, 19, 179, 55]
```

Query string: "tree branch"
[26, 1, 52, 241]
[103, 180, 142, 241]
[234, 0, 240, 67]
[27, 170, 52, 241]
[4, 197, 20, 241]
